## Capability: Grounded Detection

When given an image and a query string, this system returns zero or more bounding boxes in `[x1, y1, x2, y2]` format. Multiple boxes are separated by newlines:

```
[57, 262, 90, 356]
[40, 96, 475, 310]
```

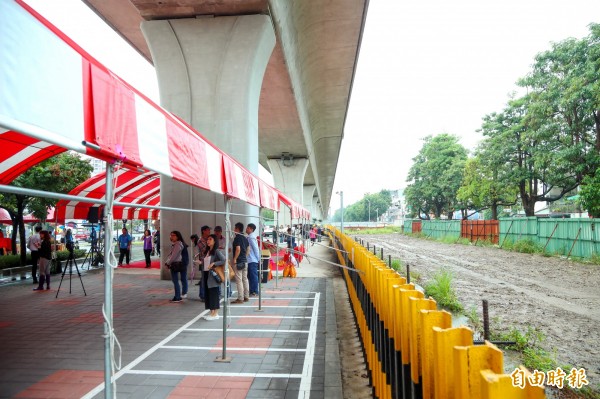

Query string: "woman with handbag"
[200, 234, 226, 320]
[165, 230, 188, 303]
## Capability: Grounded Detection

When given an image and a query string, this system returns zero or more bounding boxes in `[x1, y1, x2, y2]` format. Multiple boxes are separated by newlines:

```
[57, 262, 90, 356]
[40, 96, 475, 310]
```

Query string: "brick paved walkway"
[0, 241, 342, 399]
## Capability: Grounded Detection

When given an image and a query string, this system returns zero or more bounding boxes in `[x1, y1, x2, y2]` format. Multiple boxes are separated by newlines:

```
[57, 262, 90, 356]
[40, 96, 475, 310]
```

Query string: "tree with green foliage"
[477, 91, 586, 217]
[579, 169, 600, 217]
[350, 191, 392, 222]
[511, 24, 600, 215]
[0, 153, 93, 264]
[261, 208, 275, 223]
[458, 145, 518, 220]
[405, 134, 468, 219]
[331, 190, 392, 222]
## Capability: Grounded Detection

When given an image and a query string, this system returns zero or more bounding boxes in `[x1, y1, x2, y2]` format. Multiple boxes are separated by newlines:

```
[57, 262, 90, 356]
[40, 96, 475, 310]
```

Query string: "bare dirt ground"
[350, 232, 600, 397]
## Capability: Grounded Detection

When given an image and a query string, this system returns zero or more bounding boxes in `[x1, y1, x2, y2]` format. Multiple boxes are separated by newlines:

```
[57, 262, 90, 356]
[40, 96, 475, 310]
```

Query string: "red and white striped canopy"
[0, 131, 67, 185]
[0, 0, 308, 220]
[0, 207, 55, 224]
[55, 169, 160, 223]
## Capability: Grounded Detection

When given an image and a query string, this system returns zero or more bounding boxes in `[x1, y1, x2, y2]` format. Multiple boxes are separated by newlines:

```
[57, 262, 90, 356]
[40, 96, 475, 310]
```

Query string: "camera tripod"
[56, 250, 87, 298]
[82, 239, 104, 270]
[82, 224, 104, 270]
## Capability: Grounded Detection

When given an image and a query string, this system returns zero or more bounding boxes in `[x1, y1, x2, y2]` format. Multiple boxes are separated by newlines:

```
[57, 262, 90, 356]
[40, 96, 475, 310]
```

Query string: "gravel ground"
[350, 232, 600, 397]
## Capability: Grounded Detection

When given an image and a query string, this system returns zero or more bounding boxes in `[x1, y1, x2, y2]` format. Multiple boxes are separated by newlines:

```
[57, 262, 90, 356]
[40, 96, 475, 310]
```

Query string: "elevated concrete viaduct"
[82, 0, 369, 228]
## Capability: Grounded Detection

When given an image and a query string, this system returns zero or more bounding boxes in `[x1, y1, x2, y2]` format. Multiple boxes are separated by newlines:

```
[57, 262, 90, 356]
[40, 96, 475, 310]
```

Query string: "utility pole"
[336, 191, 344, 235]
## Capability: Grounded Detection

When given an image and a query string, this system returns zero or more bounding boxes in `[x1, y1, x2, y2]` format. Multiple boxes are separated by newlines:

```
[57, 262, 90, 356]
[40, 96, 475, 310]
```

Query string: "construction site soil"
[343, 232, 600, 398]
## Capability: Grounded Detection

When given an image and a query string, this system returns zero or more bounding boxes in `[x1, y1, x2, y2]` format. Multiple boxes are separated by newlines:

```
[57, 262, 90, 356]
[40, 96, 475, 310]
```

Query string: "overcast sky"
[333, 0, 598, 211]
[24, 0, 599, 215]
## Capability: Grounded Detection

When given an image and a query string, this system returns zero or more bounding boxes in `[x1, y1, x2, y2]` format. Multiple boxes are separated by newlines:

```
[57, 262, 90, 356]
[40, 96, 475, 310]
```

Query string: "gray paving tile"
[246, 389, 286, 398]
[0, 242, 351, 399]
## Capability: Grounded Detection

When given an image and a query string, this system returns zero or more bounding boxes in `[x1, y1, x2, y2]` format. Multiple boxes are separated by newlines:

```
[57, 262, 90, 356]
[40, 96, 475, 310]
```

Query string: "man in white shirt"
[27, 225, 42, 284]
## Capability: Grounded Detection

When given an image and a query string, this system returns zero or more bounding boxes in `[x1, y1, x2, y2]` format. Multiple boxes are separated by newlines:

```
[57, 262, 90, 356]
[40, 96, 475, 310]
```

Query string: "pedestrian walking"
[309, 226, 317, 246]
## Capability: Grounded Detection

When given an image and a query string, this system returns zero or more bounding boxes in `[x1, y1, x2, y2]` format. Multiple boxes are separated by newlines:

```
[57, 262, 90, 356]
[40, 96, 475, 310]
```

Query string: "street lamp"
[336, 191, 344, 235]
[375, 208, 379, 224]
[365, 199, 371, 224]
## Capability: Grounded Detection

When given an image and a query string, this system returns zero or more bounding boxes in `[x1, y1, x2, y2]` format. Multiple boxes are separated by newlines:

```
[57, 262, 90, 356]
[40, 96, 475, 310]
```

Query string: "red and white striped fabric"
[277, 192, 306, 219]
[292, 202, 301, 219]
[259, 179, 280, 212]
[123, 194, 160, 220]
[0, 207, 54, 224]
[278, 192, 292, 209]
[0, 0, 223, 195]
[0, 1, 311, 220]
[223, 157, 260, 206]
[55, 168, 160, 223]
[0, 130, 66, 185]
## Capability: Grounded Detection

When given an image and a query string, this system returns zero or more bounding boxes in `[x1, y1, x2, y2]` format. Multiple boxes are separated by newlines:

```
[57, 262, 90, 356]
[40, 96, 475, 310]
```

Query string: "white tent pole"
[217, 196, 232, 362]
[275, 211, 279, 289]
[103, 163, 116, 398]
[189, 186, 194, 285]
[257, 208, 263, 311]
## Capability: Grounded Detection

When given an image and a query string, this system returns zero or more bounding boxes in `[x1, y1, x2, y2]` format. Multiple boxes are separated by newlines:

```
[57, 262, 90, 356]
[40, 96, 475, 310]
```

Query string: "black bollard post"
[380, 247, 384, 260]
[483, 299, 490, 342]
[388, 254, 392, 268]
[406, 263, 410, 284]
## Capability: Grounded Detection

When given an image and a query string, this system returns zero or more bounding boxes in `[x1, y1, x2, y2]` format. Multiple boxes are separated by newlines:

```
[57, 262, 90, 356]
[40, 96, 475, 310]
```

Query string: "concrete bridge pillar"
[311, 197, 321, 221]
[267, 158, 309, 227]
[141, 16, 275, 278]
[303, 185, 316, 220]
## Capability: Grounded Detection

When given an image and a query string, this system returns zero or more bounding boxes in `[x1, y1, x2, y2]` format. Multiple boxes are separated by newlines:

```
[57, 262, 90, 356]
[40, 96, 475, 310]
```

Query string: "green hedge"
[0, 249, 87, 271]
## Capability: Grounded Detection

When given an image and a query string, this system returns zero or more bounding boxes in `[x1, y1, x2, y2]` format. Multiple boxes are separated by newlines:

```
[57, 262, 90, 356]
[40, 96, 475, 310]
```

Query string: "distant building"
[382, 188, 405, 225]
[78, 153, 105, 176]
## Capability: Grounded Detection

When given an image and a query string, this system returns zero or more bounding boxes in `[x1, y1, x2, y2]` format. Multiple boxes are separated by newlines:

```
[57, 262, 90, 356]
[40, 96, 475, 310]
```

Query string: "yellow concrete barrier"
[399, 288, 423, 367]
[409, 296, 437, 385]
[432, 326, 473, 399]
[454, 342, 503, 399]
[326, 227, 546, 399]
[419, 310, 452, 399]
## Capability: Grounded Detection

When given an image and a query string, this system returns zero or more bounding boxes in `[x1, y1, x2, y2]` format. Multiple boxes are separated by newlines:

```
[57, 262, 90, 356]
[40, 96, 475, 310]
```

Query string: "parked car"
[74, 232, 88, 241]
[262, 226, 275, 241]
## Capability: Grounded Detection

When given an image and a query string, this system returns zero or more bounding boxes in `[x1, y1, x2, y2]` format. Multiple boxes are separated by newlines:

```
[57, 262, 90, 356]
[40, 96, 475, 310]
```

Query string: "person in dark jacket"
[65, 229, 75, 258]
[285, 227, 296, 249]
[165, 230, 187, 302]
[200, 234, 226, 320]
[33, 231, 52, 291]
